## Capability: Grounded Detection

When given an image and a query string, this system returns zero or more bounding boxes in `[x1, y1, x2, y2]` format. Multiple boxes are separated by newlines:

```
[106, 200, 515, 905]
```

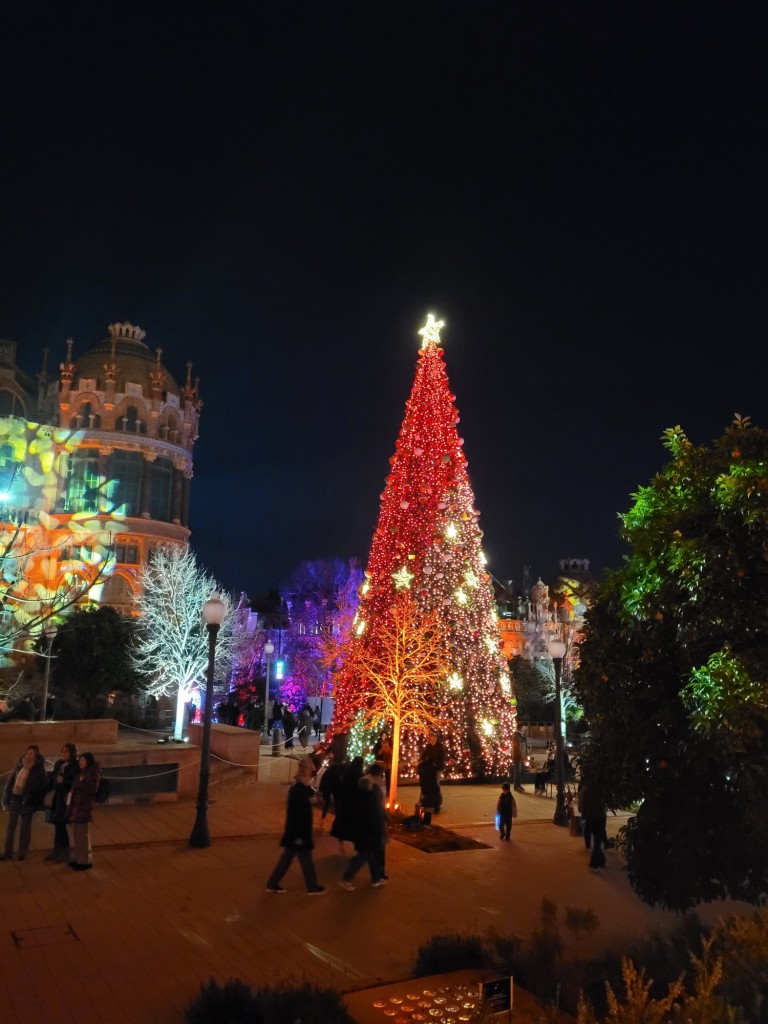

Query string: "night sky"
[1, 4, 766, 598]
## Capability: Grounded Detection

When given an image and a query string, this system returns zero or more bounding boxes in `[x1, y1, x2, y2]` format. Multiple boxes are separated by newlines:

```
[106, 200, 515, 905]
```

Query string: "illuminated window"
[114, 542, 139, 564]
[61, 544, 94, 562]
[149, 457, 172, 521]
[63, 449, 101, 513]
[111, 450, 143, 516]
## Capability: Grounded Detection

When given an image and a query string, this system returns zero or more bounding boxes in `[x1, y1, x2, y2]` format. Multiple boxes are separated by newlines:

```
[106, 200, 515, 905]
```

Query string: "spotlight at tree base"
[332, 314, 515, 780]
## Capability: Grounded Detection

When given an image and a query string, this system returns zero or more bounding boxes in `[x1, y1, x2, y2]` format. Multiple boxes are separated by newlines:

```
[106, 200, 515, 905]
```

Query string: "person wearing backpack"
[66, 752, 101, 871]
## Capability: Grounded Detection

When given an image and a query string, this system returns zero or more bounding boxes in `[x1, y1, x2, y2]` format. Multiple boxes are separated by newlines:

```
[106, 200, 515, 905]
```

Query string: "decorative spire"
[60, 338, 76, 387]
[104, 337, 117, 387]
[181, 362, 201, 408]
[150, 348, 165, 395]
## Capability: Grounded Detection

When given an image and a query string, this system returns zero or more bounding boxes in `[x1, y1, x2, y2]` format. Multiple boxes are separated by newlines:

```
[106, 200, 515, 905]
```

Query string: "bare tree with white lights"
[131, 544, 233, 740]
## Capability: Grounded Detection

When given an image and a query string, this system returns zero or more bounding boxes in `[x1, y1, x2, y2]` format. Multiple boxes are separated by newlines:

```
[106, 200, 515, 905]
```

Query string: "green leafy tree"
[575, 417, 768, 909]
[53, 606, 138, 716]
[509, 656, 551, 722]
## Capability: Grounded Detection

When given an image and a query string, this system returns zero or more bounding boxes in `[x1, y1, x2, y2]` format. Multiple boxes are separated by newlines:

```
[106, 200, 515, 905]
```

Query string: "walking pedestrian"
[330, 756, 364, 847]
[283, 706, 296, 749]
[496, 781, 517, 841]
[265, 757, 326, 895]
[578, 781, 608, 869]
[338, 775, 387, 890]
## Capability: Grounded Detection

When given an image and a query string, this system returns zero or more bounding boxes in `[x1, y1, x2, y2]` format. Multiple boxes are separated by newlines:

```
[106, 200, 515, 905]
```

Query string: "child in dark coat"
[496, 781, 517, 841]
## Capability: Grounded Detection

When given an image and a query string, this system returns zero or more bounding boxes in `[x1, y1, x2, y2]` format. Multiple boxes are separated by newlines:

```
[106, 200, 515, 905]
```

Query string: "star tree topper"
[418, 313, 445, 349]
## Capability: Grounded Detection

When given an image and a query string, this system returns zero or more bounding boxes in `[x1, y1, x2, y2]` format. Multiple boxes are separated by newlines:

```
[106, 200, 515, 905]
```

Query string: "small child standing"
[496, 781, 517, 841]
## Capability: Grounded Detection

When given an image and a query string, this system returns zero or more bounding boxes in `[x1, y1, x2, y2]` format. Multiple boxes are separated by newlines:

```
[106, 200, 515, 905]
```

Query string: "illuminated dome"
[72, 322, 180, 396]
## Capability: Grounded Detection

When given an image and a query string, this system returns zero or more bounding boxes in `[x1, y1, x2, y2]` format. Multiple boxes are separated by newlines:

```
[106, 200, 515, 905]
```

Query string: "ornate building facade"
[0, 322, 200, 636]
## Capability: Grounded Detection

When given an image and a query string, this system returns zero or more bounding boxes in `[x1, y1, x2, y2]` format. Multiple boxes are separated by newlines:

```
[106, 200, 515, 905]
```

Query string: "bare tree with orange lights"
[345, 593, 450, 806]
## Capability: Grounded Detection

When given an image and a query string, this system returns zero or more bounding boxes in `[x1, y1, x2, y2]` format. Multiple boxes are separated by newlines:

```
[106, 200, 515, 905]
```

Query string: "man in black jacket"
[265, 757, 326, 895]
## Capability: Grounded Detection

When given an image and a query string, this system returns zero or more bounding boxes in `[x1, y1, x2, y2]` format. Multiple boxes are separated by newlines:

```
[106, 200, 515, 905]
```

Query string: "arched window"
[78, 402, 101, 429]
[120, 406, 145, 434]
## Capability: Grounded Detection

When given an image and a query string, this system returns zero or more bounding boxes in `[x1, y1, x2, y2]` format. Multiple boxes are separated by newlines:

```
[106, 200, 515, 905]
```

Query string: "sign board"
[481, 974, 513, 1016]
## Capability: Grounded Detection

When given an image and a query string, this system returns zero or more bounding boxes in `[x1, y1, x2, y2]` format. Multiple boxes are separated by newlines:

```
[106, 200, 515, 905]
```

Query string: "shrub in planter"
[414, 933, 493, 976]
[186, 978, 355, 1024]
[255, 983, 355, 1023]
[186, 978, 255, 1023]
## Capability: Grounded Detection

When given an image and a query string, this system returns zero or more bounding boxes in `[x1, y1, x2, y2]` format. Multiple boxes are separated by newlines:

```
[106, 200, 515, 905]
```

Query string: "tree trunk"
[173, 684, 187, 741]
[390, 715, 401, 806]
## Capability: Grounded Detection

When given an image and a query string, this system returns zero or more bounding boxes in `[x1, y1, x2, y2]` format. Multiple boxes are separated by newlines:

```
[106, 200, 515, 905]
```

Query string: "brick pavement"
[0, 749, 753, 1023]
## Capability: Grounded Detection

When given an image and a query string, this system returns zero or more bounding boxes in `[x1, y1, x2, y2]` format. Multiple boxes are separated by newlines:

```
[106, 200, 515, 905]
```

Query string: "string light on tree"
[332, 313, 515, 778]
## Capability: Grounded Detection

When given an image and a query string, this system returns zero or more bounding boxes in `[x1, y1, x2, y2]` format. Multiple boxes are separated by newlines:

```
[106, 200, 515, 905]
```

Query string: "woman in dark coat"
[66, 752, 101, 871]
[297, 704, 313, 748]
[282, 707, 296, 749]
[338, 776, 387, 889]
[1, 745, 48, 861]
[45, 742, 78, 862]
[330, 756, 364, 846]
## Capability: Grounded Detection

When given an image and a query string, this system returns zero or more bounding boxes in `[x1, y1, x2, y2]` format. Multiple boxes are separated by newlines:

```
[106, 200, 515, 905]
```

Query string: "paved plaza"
[0, 746, 752, 1023]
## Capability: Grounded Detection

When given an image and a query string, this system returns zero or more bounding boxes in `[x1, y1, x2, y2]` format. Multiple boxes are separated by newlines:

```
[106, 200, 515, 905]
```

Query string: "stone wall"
[187, 722, 263, 779]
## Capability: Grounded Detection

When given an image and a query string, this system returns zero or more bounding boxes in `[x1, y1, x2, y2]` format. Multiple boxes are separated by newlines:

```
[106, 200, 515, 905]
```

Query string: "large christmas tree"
[334, 314, 515, 778]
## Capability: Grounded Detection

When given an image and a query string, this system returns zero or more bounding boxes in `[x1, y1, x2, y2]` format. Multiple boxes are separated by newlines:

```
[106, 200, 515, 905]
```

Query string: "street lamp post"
[262, 639, 274, 745]
[40, 623, 58, 722]
[189, 592, 227, 849]
[549, 637, 570, 827]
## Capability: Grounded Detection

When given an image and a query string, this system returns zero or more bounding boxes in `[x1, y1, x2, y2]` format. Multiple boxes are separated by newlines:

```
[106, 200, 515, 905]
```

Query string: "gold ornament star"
[418, 313, 445, 349]
[392, 565, 414, 590]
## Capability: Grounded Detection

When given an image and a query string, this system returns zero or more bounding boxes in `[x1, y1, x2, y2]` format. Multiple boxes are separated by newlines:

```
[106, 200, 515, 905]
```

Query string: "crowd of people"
[1, 743, 101, 870]
[209, 696, 324, 749]
[0, 720, 607, 879]
[265, 728, 448, 894]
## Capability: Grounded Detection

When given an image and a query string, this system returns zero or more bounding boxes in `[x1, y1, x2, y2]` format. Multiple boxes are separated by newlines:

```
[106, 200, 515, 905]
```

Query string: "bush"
[414, 933, 494, 976]
[186, 978, 356, 1024]
[186, 978, 255, 1023]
